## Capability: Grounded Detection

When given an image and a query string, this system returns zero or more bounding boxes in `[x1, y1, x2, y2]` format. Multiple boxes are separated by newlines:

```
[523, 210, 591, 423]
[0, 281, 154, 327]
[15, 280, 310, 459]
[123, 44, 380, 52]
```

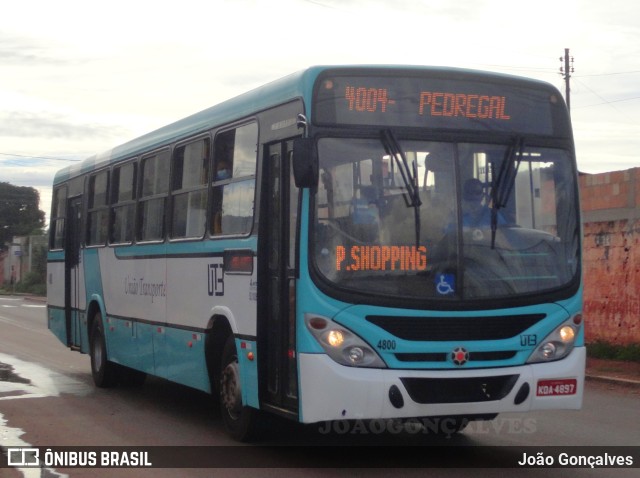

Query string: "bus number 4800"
[377, 339, 396, 351]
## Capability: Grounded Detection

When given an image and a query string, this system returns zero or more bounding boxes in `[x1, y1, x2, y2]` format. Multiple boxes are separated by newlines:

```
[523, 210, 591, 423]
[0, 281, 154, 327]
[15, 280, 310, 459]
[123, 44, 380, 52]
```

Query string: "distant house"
[1, 235, 47, 287]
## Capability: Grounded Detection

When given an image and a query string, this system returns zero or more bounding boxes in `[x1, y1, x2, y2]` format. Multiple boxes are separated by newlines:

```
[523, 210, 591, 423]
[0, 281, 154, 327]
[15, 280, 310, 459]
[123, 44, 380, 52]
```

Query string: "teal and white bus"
[47, 65, 584, 440]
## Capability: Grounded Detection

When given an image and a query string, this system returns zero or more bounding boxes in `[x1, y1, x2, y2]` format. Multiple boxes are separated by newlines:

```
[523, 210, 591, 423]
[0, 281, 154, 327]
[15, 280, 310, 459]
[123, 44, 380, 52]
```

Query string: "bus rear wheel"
[90, 312, 119, 388]
[219, 335, 260, 441]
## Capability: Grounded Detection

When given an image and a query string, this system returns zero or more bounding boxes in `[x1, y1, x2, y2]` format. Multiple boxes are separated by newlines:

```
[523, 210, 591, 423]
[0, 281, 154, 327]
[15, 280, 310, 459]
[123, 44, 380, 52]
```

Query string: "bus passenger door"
[65, 197, 83, 348]
[260, 141, 299, 416]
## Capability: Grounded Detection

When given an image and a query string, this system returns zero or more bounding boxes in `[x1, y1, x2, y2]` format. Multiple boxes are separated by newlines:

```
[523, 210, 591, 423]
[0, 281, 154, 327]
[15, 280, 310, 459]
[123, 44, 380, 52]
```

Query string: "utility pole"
[559, 48, 574, 112]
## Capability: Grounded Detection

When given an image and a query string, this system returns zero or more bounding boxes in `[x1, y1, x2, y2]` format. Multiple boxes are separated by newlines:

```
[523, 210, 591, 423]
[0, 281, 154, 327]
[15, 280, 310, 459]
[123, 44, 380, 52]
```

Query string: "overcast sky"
[2, 0, 639, 224]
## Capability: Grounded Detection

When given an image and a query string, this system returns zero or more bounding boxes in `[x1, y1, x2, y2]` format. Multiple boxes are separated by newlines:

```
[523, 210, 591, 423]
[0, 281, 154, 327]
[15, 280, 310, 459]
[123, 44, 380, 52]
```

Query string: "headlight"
[527, 316, 581, 364]
[327, 330, 345, 347]
[304, 314, 386, 368]
[559, 325, 575, 343]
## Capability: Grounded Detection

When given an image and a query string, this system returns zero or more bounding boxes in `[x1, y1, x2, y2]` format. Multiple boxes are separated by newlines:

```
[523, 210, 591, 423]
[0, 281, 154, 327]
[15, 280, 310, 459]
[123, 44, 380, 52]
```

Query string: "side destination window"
[50, 186, 67, 250]
[211, 122, 257, 236]
[87, 170, 109, 246]
[110, 161, 137, 244]
[171, 137, 210, 239]
[138, 150, 170, 241]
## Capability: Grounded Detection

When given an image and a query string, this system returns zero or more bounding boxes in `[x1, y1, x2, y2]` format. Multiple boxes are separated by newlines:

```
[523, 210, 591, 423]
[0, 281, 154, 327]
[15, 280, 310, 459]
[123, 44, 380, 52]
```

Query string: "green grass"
[587, 340, 640, 363]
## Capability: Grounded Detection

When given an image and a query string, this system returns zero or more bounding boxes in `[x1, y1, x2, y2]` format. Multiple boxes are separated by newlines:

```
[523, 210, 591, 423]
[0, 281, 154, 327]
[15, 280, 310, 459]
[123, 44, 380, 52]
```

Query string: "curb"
[585, 374, 640, 388]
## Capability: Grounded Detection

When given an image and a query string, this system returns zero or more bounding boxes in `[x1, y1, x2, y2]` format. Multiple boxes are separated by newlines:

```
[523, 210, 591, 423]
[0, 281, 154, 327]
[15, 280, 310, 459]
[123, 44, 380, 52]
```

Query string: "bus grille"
[395, 351, 517, 362]
[400, 375, 519, 404]
[366, 314, 545, 341]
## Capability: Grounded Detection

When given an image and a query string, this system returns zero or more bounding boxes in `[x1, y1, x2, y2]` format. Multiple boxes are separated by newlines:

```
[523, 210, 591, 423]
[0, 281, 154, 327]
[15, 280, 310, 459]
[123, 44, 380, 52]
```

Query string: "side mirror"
[292, 138, 318, 189]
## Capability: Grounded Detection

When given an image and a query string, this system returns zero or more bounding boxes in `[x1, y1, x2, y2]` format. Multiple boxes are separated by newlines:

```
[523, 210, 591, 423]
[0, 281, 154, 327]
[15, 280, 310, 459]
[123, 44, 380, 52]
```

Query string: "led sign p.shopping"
[336, 245, 427, 272]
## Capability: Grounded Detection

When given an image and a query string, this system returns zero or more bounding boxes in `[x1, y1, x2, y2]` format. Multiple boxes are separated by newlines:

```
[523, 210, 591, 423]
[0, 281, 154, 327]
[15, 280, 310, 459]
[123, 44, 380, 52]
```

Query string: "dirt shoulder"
[586, 357, 640, 383]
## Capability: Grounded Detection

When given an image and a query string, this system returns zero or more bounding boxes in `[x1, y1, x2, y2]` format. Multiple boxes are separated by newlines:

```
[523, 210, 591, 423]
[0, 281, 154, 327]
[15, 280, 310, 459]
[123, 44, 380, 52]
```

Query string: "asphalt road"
[0, 295, 638, 477]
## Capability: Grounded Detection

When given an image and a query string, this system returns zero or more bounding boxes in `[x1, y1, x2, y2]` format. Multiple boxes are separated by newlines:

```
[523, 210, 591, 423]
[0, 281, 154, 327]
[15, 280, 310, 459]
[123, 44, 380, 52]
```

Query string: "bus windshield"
[312, 136, 580, 301]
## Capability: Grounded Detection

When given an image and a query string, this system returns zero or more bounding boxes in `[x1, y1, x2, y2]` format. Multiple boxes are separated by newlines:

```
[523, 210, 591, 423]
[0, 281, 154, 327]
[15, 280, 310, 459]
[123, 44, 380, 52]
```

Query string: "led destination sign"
[336, 245, 427, 272]
[315, 74, 559, 135]
[345, 86, 511, 121]
[418, 91, 510, 120]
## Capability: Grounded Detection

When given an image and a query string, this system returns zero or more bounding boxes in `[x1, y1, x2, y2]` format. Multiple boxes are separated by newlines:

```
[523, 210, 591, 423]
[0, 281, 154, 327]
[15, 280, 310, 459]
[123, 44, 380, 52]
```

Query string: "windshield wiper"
[490, 136, 524, 248]
[380, 129, 422, 246]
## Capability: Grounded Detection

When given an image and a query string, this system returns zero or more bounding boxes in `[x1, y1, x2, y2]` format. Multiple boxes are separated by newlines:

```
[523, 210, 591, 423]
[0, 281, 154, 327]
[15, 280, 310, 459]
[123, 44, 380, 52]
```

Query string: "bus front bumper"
[298, 346, 585, 423]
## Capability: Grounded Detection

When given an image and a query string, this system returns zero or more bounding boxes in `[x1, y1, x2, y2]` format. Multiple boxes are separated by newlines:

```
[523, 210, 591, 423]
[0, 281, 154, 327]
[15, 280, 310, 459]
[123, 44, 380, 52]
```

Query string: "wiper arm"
[491, 136, 524, 248]
[380, 129, 422, 246]
[493, 136, 524, 209]
[381, 130, 422, 207]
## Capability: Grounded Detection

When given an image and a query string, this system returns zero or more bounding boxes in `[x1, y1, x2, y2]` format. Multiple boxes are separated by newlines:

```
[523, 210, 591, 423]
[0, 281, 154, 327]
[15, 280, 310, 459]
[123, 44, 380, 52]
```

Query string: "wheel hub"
[220, 361, 242, 419]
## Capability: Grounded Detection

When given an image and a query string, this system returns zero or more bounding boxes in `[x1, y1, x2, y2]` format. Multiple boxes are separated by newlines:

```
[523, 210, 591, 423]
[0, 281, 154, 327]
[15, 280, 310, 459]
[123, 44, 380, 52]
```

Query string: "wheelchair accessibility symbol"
[436, 274, 456, 295]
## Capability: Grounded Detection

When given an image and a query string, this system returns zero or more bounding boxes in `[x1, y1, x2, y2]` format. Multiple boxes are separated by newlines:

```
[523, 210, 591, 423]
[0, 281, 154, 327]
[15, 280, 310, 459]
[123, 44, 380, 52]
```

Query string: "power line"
[477, 63, 557, 72]
[571, 78, 638, 125]
[575, 70, 640, 78]
[0, 152, 80, 162]
[572, 80, 640, 109]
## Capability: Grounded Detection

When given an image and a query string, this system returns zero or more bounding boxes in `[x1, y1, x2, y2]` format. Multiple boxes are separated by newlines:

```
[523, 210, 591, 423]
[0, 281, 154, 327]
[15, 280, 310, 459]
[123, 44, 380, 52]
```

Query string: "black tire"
[89, 312, 119, 388]
[219, 335, 260, 441]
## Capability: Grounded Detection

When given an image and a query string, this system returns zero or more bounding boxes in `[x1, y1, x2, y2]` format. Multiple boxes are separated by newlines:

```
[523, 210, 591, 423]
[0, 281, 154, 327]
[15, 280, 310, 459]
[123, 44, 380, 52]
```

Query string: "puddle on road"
[0, 353, 90, 478]
[0, 362, 31, 385]
[0, 353, 90, 400]
[1, 414, 68, 478]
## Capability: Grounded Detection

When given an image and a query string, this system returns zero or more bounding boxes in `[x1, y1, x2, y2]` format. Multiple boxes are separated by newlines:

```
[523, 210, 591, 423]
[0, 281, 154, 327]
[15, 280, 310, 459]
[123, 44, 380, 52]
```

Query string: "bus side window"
[137, 150, 170, 241]
[170, 138, 210, 239]
[50, 186, 67, 250]
[87, 170, 109, 246]
[110, 161, 137, 244]
[211, 122, 257, 236]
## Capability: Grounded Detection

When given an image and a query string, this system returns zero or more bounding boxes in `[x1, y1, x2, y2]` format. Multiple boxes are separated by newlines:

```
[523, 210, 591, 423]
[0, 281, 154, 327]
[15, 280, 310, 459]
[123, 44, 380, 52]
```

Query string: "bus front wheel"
[219, 335, 260, 441]
[90, 312, 119, 388]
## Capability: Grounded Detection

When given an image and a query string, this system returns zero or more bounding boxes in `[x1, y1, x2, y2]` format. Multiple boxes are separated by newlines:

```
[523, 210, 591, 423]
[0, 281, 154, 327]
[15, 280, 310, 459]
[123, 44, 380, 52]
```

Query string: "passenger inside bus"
[460, 178, 506, 228]
[215, 160, 231, 180]
[212, 160, 230, 234]
[351, 186, 381, 243]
